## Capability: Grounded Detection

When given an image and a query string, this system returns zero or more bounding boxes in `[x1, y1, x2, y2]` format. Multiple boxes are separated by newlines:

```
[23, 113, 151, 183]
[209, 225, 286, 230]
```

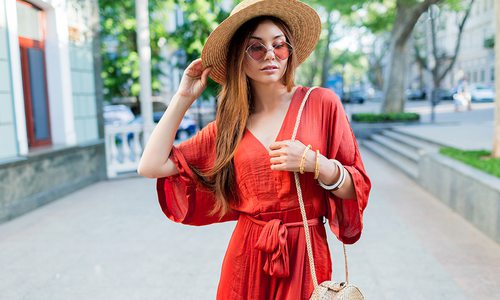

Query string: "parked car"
[176, 115, 197, 140]
[469, 84, 495, 102]
[342, 90, 365, 104]
[365, 88, 383, 102]
[405, 88, 426, 101]
[131, 114, 198, 140]
[435, 88, 455, 101]
[104, 104, 198, 142]
[103, 104, 135, 126]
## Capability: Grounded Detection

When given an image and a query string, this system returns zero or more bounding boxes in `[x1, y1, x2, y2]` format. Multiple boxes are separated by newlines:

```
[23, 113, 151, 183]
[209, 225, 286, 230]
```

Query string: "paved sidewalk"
[0, 147, 499, 299]
[395, 102, 494, 151]
[348, 100, 495, 151]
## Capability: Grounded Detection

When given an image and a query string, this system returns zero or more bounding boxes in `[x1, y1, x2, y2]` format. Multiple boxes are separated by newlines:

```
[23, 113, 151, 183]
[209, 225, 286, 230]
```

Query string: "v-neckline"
[245, 86, 302, 152]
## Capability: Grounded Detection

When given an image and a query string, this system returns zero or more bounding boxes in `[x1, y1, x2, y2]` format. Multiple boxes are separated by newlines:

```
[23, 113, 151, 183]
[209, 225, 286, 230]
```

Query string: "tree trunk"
[493, 0, 500, 157]
[382, 3, 412, 113]
[320, 10, 333, 87]
[382, 42, 409, 112]
[382, 0, 441, 113]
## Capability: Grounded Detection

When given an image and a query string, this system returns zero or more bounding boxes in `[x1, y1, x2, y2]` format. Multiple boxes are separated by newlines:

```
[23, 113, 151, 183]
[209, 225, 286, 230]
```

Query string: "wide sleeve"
[321, 88, 371, 244]
[156, 120, 239, 226]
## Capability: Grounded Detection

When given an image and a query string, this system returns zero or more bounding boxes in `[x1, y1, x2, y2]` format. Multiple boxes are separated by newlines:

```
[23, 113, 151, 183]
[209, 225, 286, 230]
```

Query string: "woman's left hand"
[268, 140, 311, 172]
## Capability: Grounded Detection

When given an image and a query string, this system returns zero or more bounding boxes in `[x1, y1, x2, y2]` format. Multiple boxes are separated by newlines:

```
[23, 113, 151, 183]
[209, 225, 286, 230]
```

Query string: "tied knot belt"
[242, 213, 322, 278]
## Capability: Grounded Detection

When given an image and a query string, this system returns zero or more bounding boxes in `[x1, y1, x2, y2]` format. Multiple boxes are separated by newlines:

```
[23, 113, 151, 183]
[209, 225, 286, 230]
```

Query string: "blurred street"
[0, 143, 499, 300]
[1, 0, 499, 299]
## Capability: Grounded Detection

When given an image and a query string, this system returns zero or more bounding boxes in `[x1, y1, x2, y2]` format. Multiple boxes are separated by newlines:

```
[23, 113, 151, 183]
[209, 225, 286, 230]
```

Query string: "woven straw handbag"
[291, 87, 364, 300]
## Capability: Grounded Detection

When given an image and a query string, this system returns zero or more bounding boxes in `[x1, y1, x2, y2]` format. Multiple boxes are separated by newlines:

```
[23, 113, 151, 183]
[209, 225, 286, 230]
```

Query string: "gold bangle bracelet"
[314, 150, 320, 180]
[299, 144, 311, 174]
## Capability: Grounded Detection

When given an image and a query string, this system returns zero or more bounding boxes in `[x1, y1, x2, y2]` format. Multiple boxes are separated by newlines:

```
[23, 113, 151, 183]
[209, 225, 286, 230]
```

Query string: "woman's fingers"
[270, 156, 285, 164]
[268, 149, 285, 157]
[270, 163, 287, 170]
[185, 59, 203, 77]
[268, 141, 287, 150]
[200, 67, 212, 86]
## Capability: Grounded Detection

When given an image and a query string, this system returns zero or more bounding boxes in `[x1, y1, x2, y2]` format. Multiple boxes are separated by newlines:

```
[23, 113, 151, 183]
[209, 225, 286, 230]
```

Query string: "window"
[17, 0, 51, 147]
[492, 67, 495, 82]
[480, 69, 485, 82]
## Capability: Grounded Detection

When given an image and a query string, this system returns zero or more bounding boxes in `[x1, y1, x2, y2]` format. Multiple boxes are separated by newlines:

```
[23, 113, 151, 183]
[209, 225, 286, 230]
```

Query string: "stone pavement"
[1, 147, 499, 299]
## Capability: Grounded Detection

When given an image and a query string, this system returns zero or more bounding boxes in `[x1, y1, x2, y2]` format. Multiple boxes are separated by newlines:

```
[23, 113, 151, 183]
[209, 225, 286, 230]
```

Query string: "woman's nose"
[263, 47, 276, 60]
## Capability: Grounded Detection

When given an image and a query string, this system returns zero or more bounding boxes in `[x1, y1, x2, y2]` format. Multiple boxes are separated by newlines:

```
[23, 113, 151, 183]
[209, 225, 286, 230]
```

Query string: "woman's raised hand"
[175, 58, 212, 106]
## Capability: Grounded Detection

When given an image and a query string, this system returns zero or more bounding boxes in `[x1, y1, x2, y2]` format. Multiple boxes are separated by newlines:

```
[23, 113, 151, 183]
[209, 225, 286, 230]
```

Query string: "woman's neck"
[250, 83, 295, 113]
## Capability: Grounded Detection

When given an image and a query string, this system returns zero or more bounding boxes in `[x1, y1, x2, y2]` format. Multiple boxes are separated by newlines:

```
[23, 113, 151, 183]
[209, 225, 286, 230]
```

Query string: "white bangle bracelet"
[333, 166, 347, 191]
[318, 159, 345, 191]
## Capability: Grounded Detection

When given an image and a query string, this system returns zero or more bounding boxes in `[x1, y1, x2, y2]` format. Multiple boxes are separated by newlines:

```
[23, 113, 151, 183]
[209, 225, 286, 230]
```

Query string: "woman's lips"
[261, 68, 278, 73]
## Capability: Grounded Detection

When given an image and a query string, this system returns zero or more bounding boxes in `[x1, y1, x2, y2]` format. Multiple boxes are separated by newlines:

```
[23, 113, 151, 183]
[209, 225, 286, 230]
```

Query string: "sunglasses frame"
[245, 40, 294, 62]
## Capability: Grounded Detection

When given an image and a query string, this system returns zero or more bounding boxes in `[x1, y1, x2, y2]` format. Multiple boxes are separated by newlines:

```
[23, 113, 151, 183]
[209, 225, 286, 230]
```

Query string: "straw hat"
[201, 0, 321, 85]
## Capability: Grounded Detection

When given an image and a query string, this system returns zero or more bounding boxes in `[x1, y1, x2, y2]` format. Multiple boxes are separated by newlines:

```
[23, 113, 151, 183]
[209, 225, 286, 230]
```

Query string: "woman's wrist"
[304, 150, 340, 184]
[171, 93, 195, 111]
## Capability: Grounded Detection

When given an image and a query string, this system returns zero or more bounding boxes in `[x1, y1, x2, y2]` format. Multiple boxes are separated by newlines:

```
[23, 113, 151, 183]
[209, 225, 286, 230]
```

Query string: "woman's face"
[243, 21, 290, 85]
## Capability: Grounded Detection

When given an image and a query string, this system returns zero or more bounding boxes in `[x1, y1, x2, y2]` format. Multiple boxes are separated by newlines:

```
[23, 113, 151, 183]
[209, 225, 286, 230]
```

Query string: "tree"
[413, 0, 474, 104]
[367, 33, 391, 90]
[298, 1, 367, 89]
[98, 0, 231, 98]
[99, 0, 169, 101]
[166, 0, 233, 102]
[313, 0, 445, 112]
[381, 0, 442, 113]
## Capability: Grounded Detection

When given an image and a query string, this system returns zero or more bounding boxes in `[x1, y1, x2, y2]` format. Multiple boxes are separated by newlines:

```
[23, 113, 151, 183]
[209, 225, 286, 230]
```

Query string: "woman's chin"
[248, 75, 283, 85]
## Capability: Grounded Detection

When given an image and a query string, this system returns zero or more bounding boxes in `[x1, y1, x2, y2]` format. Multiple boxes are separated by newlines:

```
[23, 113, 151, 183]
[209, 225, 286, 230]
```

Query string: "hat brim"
[201, 0, 321, 85]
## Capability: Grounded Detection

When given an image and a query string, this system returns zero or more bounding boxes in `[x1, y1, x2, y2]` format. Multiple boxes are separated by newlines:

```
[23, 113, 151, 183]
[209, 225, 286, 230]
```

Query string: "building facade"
[456, 0, 495, 86]
[433, 0, 494, 89]
[0, 0, 105, 223]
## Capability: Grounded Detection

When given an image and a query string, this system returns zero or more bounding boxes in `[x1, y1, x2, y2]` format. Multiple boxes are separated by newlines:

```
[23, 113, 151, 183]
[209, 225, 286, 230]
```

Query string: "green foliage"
[484, 36, 495, 49]
[361, 1, 396, 33]
[351, 112, 420, 122]
[167, 0, 232, 100]
[98, 0, 234, 102]
[440, 147, 500, 178]
[99, 0, 169, 100]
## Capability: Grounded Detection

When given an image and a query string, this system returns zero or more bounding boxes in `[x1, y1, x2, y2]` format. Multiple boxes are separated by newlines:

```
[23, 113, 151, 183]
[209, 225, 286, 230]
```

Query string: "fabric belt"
[242, 213, 322, 278]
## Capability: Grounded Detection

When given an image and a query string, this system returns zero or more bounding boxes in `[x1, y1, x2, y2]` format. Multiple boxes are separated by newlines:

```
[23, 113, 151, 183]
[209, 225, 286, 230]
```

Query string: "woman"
[138, 0, 371, 299]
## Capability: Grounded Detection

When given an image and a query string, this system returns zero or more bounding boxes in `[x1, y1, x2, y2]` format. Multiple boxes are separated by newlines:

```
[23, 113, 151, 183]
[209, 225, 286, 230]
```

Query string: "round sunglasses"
[245, 41, 294, 62]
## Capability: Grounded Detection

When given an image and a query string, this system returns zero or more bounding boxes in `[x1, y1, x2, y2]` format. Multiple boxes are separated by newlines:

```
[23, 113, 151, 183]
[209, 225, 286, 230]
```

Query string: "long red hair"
[192, 16, 299, 217]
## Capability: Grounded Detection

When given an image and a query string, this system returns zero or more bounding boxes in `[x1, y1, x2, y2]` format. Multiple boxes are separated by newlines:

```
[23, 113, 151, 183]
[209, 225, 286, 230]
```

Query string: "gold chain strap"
[290, 86, 349, 289]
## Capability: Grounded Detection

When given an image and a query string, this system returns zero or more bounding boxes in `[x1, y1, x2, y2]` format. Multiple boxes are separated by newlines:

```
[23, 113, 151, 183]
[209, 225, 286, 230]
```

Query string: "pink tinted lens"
[273, 42, 291, 59]
[248, 43, 267, 61]
[248, 42, 290, 61]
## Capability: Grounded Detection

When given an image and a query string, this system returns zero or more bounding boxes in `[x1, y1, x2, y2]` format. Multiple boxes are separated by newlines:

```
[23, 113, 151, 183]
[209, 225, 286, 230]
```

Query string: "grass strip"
[439, 147, 500, 178]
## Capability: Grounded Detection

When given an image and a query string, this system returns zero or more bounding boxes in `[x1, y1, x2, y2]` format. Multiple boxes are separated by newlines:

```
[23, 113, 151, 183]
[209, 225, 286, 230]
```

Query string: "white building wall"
[0, 0, 100, 161]
[443, 0, 495, 87]
[0, 0, 18, 159]
[67, 0, 98, 143]
[70, 41, 98, 143]
[410, 0, 495, 90]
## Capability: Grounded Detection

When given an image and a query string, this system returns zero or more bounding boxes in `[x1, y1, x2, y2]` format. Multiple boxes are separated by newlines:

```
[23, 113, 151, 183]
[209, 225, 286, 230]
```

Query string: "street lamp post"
[426, 5, 439, 123]
[136, 0, 153, 147]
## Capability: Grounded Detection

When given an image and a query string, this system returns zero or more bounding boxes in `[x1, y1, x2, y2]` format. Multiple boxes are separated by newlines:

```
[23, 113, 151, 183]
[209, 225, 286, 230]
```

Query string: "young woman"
[138, 0, 371, 299]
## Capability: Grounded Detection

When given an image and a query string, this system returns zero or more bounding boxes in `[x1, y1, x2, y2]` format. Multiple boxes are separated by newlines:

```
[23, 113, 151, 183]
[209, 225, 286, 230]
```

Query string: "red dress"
[157, 86, 371, 299]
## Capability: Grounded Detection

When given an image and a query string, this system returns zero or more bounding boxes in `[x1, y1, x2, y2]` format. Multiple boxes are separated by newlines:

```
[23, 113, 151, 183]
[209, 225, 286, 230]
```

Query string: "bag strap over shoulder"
[290, 86, 350, 289]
